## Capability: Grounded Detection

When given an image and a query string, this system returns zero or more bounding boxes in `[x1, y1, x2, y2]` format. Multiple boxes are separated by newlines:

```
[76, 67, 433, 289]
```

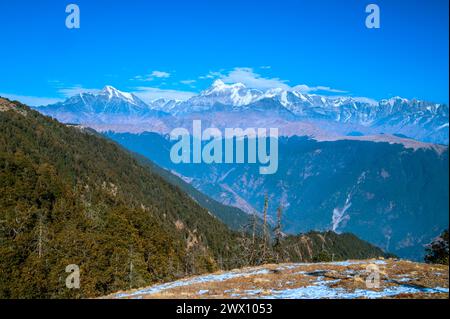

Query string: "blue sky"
[0, 0, 448, 105]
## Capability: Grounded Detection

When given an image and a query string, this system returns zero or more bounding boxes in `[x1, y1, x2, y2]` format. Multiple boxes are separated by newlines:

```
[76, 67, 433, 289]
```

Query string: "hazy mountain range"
[37, 82, 449, 144]
[105, 131, 448, 261]
[31, 83, 450, 260]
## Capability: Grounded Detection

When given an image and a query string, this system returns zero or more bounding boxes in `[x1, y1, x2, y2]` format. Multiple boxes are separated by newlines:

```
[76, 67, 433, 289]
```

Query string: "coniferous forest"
[0, 98, 390, 298]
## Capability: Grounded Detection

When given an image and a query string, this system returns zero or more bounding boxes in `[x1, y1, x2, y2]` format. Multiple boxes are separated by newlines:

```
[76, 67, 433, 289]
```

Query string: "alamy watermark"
[365, 4, 380, 29]
[65, 4, 80, 29]
[65, 264, 80, 289]
[64, 4, 379, 30]
[365, 264, 381, 288]
[170, 120, 279, 175]
[352, 263, 381, 288]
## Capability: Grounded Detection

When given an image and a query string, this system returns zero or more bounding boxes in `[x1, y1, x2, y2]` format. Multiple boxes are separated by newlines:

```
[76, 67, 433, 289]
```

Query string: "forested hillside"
[132, 152, 258, 232]
[281, 231, 392, 262]
[0, 97, 388, 298]
[0, 98, 244, 298]
[105, 131, 448, 260]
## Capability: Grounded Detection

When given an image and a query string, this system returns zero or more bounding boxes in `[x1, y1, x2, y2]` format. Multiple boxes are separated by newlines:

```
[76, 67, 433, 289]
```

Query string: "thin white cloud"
[151, 70, 171, 78]
[132, 86, 196, 102]
[131, 70, 171, 82]
[292, 84, 347, 94]
[199, 71, 224, 80]
[221, 67, 290, 90]
[315, 86, 346, 93]
[0, 93, 63, 107]
[203, 67, 347, 94]
[47, 81, 101, 98]
[180, 79, 196, 85]
[58, 85, 100, 97]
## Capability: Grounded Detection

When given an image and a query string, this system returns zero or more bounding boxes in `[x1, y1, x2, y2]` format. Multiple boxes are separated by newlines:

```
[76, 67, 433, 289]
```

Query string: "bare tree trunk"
[38, 213, 43, 258]
[129, 245, 134, 289]
[262, 194, 269, 262]
[274, 205, 284, 262]
[252, 211, 257, 245]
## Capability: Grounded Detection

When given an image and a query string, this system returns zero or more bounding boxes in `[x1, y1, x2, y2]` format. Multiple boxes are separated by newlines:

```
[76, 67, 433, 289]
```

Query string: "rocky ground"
[105, 259, 448, 299]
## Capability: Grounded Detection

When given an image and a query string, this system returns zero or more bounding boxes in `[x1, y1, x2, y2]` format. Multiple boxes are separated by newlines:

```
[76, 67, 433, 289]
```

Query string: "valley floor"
[105, 259, 448, 299]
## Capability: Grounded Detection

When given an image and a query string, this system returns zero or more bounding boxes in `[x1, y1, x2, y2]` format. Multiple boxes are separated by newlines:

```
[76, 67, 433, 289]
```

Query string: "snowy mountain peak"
[190, 80, 263, 107]
[211, 79, 226, 88]
[264, 88, 285, 97]
[380, 96, 410, 106]
[99, 85, 137, 103]
[202, 80, 247, 95]
[102, 85, 116, 92]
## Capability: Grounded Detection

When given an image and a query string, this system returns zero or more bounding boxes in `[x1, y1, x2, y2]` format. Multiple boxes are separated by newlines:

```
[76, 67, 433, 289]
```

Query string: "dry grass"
[105, 259, 448, 299]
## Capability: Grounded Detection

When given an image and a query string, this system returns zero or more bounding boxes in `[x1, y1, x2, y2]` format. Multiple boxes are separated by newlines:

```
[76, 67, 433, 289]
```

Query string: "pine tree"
[425, 230, 449, 265]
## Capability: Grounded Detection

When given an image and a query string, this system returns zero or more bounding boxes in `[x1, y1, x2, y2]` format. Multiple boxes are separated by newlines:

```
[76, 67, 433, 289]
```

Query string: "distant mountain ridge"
[0, 97, 390, 298]
[105, 131, 449, 261]
[37, 86, 172, 133]
[26, 84, 449, 261]
[36, 82, 449, 144]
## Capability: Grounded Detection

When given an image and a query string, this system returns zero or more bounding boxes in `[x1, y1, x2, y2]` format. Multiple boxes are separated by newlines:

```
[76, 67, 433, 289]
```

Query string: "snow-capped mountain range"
[39, 86, 165, 119]
[37, 86, 172, 133]
[36, 82, 449, 144]
[151, 80, 448, 136]
[29, 84, 449, 260]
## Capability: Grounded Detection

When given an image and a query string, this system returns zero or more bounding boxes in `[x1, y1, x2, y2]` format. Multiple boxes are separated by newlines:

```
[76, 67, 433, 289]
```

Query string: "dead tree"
[274, 205, 283, 247]
[129, 245, 134, 289]
[251, 211, 257, 245]
[261, 194, 270, 263]
[273, 205, 283, 262]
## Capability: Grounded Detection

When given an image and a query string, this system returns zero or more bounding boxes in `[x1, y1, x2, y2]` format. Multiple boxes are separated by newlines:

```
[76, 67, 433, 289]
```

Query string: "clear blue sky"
[0, 0, 448, 105]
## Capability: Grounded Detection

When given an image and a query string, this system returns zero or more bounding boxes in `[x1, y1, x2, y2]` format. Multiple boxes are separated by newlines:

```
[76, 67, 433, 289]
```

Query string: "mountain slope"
[104, 132, 449, 260]
[0, 98, 242, 298]
[0, 97, 392, 298]
[133, 153, 258, 232]
[281, 231, 391, 262]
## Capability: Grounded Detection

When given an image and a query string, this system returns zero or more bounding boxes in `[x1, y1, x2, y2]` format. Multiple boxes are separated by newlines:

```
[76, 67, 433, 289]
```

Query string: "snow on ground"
[258, 282, 448, 299]
[113, 268, 271, 298]
[107, 259, 448, 299]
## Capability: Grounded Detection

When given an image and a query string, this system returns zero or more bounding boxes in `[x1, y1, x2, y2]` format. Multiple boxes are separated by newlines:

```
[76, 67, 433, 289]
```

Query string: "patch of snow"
[396, 277, 412, 283]
[331, 200, 351, 232]
[243, 289, 263, 295]
[330, 260, 386, 266]
[436, 123, 449, 130]
[260, 284, 448, 299]
[113, 269, 270, 298]
[276, 265, 299, 271]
